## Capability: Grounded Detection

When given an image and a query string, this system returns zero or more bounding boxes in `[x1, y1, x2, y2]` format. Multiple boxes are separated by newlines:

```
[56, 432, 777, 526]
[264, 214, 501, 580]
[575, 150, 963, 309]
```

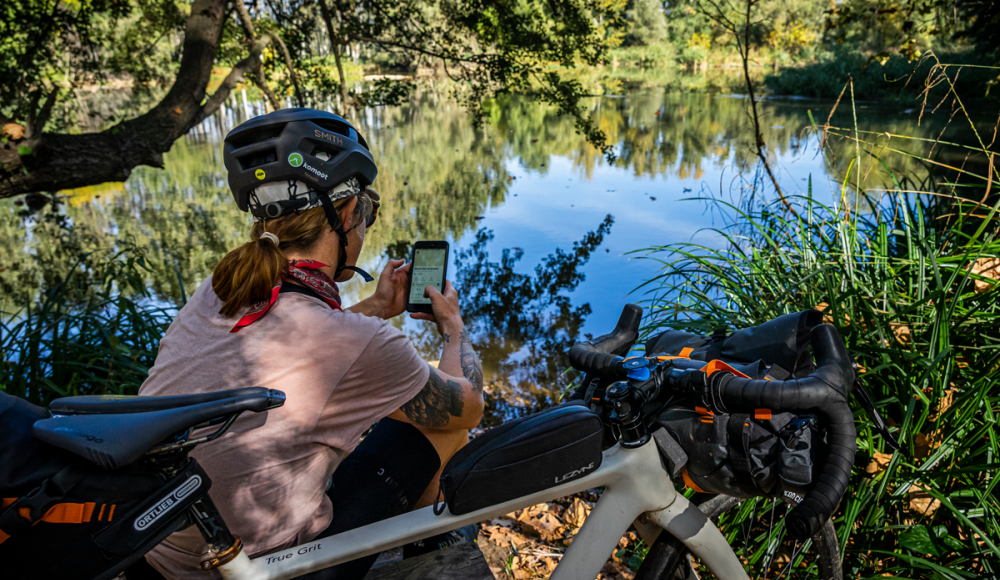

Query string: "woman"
[138, 109, 484, 579]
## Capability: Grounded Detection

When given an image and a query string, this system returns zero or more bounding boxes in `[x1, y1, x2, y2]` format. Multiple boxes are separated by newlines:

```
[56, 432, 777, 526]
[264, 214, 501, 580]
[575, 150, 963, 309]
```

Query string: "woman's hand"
[370, 259, 411, 319]
[410, 281, 464, 337]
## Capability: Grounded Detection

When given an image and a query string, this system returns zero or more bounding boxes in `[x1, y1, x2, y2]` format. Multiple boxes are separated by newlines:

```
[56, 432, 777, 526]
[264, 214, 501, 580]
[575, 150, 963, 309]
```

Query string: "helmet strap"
[318, 192, 373, 282]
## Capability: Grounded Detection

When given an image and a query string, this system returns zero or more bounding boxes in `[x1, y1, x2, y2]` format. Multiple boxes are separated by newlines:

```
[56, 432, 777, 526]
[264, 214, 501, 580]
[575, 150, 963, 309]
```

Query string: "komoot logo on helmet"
[288, 152, 303, 167]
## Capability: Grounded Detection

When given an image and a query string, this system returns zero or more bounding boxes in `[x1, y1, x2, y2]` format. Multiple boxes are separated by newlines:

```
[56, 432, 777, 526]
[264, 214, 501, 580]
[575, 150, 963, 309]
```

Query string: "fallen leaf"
[2, 123, 25, 140]
[908, 484, 941, 516]
[866, 451, 893, 474]
[969, 258, 999, 293]
[890, 322, 911, 343]
[913, 433, 940, 459]
[929, 388, 957, 421]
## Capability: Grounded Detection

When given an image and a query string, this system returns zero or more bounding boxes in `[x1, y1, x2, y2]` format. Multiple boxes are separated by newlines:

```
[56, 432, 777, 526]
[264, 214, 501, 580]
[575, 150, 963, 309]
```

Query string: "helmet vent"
[238, 149, 277, 170]
[312, 146, 337, 161]
[227, 125, 285, 149]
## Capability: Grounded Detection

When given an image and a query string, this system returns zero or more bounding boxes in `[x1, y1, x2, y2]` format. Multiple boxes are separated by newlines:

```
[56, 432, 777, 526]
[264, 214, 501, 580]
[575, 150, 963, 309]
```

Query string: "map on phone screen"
[409, 249, 447, 305]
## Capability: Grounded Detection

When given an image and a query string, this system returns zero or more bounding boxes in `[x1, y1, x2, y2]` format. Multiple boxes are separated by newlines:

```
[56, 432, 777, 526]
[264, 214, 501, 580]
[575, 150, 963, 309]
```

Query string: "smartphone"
[406, 241, 450, 314]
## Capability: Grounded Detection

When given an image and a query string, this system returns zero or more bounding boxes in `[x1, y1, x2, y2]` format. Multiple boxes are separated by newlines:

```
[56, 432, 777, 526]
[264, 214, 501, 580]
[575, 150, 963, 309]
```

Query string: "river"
[0, 85, 980, 423]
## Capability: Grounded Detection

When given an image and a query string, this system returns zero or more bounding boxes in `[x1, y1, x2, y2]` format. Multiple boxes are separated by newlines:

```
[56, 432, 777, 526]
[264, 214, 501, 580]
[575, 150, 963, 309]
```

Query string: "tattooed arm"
[391, 281, 484, 430]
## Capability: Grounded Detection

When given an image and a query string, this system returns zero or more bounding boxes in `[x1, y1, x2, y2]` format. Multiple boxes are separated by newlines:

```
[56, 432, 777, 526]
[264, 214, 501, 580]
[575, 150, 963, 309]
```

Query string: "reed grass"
[631, 80, 1000, 577]
[0, 245, 173, 407]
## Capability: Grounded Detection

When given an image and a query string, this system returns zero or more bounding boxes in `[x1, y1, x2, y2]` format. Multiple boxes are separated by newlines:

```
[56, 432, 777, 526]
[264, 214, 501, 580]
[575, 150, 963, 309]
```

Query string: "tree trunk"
[0, 0, 267, 198]
[318, 0, 350, 110]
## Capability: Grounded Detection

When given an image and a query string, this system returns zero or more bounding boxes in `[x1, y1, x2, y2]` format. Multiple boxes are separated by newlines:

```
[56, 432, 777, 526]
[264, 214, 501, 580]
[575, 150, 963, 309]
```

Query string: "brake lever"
[851, 374, 901, 451]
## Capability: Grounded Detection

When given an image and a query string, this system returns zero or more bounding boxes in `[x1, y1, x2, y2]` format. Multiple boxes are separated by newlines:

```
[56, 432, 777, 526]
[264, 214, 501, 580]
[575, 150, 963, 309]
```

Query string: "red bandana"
[231, 260, 342, 333]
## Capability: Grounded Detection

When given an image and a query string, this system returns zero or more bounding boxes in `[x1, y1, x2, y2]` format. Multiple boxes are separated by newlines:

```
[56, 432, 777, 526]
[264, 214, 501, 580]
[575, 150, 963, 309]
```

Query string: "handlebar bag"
[0, 391, 211, 580]
[656, 405, 823, 503]
[645, 310, 828, 504]
[439, 401, 603, 515]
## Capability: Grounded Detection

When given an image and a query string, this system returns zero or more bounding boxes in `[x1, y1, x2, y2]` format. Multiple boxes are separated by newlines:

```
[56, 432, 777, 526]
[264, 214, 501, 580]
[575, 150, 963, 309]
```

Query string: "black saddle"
[33, 387, 285, 470]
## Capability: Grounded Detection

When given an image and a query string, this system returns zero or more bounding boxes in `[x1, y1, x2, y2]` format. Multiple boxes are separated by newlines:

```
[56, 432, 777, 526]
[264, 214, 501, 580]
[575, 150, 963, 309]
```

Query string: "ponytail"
[211, 191, 373, 318]
[212, 234, 288, 318]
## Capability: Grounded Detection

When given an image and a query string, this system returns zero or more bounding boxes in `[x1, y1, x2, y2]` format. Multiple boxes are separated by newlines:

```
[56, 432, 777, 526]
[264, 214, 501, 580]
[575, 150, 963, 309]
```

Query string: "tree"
[627, 0, 668, 46]
[0, 0, 286, 198]
[0, 0, 624, 199]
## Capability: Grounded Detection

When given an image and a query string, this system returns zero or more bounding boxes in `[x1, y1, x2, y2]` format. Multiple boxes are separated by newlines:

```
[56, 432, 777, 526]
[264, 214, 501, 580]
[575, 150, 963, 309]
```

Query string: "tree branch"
[0, 0, 229, 198]
[196, 36, 273, 125]
[318, 0, 351, 109]
[696, 0, 796, 216]
[265, 32, 303, 107]
[233, 0, 281, 111]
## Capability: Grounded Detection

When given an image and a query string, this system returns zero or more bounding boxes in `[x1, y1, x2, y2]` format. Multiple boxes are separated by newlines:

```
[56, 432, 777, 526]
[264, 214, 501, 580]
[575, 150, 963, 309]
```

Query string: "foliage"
[0, 244, 173, 407]
[625, 0, 668, 47]
[0, 0, 186, 128]
[764, 48, 1000, 101]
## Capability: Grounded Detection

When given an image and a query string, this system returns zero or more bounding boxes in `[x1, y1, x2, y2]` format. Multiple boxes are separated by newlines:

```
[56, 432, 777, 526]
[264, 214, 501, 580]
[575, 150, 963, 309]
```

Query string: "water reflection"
[0, 85, 985, 419]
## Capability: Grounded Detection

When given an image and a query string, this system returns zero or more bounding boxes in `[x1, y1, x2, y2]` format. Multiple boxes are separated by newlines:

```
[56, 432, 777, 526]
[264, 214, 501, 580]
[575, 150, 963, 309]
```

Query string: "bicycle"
[29, 304, 856, 580]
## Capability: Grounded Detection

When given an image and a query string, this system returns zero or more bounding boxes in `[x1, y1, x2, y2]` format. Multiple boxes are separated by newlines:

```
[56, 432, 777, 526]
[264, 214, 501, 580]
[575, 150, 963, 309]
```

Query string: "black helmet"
[223, 108, 378, 282]
[223, 108, 377, 218]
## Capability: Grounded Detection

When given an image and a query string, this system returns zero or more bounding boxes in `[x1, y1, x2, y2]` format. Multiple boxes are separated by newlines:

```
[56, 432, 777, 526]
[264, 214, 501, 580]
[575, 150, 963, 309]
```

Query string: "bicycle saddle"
[48, 386, 278, 415]
[33, 388, 285, 469]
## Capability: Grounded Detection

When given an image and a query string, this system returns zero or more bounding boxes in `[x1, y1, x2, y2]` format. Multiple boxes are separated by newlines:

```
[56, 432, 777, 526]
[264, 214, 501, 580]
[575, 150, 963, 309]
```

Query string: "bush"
[765, 49, 1000, 102]
[0, 246, 172, 407]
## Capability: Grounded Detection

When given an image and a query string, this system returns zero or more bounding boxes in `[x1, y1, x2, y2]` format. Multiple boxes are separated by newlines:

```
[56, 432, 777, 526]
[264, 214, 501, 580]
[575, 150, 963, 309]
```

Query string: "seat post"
[188, 494, 243, 571]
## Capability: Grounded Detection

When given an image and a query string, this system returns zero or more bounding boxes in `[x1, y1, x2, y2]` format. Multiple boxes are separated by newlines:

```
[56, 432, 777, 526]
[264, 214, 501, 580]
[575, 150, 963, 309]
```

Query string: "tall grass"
[0, 246, 173, 407]
[632, 88, 1000, 576]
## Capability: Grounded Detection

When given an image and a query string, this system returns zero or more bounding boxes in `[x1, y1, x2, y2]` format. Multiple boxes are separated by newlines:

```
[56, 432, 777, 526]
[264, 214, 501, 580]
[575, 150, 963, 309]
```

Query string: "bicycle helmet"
[223, 108, 378, 280]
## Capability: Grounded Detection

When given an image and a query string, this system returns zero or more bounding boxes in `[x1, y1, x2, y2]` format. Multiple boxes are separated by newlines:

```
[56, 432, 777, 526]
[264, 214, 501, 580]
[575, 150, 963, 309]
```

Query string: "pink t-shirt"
[139, 277, 429, 579]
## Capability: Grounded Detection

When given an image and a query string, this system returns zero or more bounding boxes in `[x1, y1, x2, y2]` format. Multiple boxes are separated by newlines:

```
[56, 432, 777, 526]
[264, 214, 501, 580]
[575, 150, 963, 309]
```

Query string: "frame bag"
[439, 401, 603, 515]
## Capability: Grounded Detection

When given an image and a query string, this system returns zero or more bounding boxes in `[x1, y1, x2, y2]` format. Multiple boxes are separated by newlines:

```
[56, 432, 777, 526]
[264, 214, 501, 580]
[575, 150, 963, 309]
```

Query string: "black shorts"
[126, 419, 439, 580]
[299, 418, 441, 580]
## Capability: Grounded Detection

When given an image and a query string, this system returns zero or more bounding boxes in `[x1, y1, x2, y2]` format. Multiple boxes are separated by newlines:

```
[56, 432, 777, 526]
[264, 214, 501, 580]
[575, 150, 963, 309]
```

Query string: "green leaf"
[17, 145, 32, 156]
[627, 552, 644, 572]
[899, 525, 964, 557]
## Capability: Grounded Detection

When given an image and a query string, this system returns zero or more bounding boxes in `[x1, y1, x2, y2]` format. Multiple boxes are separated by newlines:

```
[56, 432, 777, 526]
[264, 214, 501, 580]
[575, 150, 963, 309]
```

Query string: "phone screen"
[409, 248, 447, 305]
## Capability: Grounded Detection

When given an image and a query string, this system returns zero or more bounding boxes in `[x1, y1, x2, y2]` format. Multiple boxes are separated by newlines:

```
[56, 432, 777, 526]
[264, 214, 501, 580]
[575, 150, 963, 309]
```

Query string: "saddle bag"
[0, 391, 210, 580]
[644, 310, 827, 505]
[439, 401, 603, 515]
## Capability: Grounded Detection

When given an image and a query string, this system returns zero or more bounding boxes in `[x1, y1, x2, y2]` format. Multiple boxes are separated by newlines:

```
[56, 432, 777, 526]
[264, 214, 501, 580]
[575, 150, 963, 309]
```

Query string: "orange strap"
[654, 347, 695, 363]
[703, 359, 750, 379]
[755, 408, 772, 420]
[681, 468, 713, 494]
[0, 498, 111, 546]
[1, 498, 104, 524]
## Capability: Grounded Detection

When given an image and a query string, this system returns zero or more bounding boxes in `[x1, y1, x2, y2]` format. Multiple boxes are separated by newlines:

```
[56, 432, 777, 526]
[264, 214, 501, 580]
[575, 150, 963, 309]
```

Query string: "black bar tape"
[568, 343, 627, 379]
[568, 304, 642, 378]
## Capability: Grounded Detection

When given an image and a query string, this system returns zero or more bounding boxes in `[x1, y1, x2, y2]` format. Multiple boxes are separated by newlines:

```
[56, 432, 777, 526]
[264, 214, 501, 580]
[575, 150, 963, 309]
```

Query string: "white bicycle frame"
[216, 441, 750, 580]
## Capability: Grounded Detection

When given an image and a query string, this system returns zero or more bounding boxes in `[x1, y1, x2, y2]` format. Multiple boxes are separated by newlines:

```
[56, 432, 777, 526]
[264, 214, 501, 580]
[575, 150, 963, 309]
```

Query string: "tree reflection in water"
[416, 217, 614, 428]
